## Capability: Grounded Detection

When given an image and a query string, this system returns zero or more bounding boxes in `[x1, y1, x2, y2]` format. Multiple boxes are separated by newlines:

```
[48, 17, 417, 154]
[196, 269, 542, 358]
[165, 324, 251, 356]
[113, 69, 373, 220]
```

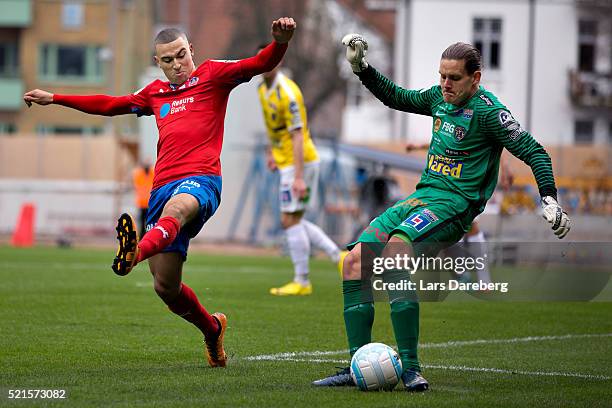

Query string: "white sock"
[285, 223, 310, 285]
[465, 231, 491, 284]
[301, 219, 341, 262]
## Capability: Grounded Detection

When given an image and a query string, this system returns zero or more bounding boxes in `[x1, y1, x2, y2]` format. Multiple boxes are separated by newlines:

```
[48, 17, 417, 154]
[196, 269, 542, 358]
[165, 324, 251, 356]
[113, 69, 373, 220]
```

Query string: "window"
[62, 1, 84, 29]
[39, 44, 103, 82]
[36, 125, 103, 136]
[473, 18, 502, 70]
[347, 79, 368, 107]
[578, 20, 597, 72]
[58, 46, 85, 76]
[0, 42, 18, 77]
[574, 120, 594, 144]
[0, 123, 17, 135]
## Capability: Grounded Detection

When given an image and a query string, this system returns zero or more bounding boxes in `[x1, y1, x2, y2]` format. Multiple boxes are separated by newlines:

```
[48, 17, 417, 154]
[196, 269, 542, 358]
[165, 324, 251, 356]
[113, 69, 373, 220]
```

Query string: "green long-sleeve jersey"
[356, 66, 557, 212]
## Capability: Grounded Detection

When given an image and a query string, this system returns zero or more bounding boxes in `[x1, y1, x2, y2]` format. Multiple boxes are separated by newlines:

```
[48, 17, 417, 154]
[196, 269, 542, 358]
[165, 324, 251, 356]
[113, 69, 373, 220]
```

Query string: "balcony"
[575, 0, 612, 11]
[0, 77, 24, 110]
[568, 69, 612, 108]
[0, 0, 31, 27]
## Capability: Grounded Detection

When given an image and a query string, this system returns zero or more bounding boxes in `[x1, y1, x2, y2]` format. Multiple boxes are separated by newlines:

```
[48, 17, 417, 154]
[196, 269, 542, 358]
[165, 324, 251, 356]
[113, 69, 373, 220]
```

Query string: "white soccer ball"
[350, 342, 403, 391]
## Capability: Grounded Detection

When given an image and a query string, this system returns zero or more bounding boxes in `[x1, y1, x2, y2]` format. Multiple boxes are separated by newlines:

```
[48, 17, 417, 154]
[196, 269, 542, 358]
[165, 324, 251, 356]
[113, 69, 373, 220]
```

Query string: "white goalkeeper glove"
[541, 196, 571, 239]
[341, 33, 369, 72]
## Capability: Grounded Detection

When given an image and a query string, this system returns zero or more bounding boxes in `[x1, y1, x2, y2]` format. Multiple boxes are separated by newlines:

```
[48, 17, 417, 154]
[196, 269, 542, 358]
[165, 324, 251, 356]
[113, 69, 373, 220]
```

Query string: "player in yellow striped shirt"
[257, 48, 345, 295]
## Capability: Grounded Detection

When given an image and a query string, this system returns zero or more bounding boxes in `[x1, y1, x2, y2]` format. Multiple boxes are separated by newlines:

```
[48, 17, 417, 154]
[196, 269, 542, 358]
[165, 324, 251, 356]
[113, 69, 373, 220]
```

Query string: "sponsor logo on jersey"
[454, 125, 466, 141]
[172, 179, 201, 195]
[479, 94, 493, 106]
[428, 154, 464, 178]
[155, 225, 169, 239]
[393, 197, 428, 209]
[188, 76, 199, 86]
[445, 148, 470, 157]
[441, 121, 455, 134]
[289, 101, 299, 115]
[421, 208, 439, 222]
[402, 212, 433, 232]
[433, 117, 442, 132]
[363, 225, 389, 242]
[498, 110, 524, 141]
[160, 103, 171, 118]
[455, 108, 473, 119]
[160, 97, 195, 119]
[498, 110, 513, 126]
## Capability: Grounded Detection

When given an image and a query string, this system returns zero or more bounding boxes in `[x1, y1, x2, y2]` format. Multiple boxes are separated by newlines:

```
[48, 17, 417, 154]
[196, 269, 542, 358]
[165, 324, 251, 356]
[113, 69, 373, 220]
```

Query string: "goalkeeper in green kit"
[312, 35, 571, 391]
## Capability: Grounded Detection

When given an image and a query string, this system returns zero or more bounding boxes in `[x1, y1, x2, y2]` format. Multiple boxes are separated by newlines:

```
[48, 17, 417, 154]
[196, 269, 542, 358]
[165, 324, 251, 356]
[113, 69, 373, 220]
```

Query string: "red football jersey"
[130, 59, 251, 189]
[54, 41, 287, 189]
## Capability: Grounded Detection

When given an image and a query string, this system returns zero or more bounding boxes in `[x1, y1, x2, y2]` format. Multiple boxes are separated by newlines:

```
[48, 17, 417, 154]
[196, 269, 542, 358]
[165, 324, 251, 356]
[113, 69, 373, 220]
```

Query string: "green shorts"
[350, 187, 476, 253]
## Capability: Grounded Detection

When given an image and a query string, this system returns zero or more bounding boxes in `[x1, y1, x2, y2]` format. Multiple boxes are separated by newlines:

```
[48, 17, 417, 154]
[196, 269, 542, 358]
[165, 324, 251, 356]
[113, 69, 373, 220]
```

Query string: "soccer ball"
[350, 342, 403, 391]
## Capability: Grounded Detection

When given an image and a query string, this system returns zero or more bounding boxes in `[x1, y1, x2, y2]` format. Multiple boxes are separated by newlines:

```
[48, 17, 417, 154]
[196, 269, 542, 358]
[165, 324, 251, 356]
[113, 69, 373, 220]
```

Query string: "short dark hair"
[154, 28, 188, 46]
[441, 42, 482, 74]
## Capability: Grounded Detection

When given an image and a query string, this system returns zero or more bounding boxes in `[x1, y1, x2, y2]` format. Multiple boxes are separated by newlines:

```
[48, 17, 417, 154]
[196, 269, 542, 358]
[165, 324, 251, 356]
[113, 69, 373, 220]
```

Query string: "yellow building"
[0, 0, 152, 137]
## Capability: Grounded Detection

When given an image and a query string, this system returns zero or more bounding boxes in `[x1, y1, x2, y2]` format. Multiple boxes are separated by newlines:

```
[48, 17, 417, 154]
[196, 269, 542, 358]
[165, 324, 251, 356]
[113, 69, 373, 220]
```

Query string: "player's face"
[439, 59, 480, 105]
[155, 37, 195, 85]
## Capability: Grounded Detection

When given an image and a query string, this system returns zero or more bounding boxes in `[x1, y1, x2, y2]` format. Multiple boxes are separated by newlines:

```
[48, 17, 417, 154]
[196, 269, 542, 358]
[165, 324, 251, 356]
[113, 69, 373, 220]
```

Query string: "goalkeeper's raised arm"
[341, 33, 440, 116]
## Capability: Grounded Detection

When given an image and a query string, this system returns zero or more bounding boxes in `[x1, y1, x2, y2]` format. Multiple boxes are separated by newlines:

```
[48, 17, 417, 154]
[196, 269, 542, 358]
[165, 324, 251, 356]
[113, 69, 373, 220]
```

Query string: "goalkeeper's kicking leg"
[311, 237, 428, 391]
[312, 243, 374, 386]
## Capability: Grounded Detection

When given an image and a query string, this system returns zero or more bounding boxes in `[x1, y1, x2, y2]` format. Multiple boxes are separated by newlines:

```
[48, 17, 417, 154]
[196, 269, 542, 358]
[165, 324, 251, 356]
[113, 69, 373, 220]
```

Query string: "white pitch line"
[420, 333, 612, 348]
[245, 350, 347, 361]
[423, 364, 611, 381]
[247, 357, 611, 380]
[245, 333, 612, 361]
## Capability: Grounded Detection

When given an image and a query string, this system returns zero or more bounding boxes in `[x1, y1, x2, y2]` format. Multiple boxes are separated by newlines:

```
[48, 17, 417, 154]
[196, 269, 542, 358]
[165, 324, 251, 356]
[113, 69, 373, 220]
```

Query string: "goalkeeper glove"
[541, 196, 571, 239]
[341, 33, 368, 72]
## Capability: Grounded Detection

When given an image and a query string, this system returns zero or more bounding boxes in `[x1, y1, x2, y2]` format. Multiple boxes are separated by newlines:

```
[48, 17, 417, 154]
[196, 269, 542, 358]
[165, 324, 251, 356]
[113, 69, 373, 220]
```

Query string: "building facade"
[349, 0, 611, 146]
[0, 0, 152, 138]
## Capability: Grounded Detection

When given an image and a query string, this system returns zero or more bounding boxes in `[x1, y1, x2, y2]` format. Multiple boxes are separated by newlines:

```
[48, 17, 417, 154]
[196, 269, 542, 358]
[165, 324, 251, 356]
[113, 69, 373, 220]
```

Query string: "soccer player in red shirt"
[24, 17, 297, 368]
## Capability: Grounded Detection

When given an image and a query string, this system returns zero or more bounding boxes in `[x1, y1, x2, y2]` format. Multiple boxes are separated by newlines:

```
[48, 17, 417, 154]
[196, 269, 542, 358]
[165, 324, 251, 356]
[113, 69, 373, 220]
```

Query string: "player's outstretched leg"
[112, 213, 139, 276]
[204, 312, 228, 368]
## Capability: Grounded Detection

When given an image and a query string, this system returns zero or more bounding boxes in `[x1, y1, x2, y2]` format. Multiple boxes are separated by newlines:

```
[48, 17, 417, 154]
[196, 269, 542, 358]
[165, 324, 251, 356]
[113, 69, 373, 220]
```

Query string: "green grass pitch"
[1, 246, 610, 407]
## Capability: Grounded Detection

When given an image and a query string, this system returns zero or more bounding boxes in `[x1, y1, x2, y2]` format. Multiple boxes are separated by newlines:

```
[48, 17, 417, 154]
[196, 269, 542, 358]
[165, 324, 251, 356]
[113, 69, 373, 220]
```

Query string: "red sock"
[137, 216, 180, 262]
[166, 283, 219, 337]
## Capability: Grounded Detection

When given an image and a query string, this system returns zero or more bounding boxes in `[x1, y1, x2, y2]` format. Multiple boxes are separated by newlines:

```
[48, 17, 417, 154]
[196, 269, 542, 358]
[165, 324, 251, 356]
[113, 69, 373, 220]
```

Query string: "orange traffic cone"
[11, 203, 36, 247]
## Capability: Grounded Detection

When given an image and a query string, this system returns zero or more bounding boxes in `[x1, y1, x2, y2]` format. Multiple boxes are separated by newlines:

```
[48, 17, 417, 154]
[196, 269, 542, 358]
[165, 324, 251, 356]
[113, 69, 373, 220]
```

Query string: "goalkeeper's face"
[155, 36, 196, 85]
[439, 59, 481, 106]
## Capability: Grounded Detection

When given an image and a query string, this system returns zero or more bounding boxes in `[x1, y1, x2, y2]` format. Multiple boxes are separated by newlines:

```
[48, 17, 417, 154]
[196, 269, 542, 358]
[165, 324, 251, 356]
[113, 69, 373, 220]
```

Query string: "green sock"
[390, 300, 420, 372]
[384, 269, 420, 372]
[343, 280, 374, 357]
